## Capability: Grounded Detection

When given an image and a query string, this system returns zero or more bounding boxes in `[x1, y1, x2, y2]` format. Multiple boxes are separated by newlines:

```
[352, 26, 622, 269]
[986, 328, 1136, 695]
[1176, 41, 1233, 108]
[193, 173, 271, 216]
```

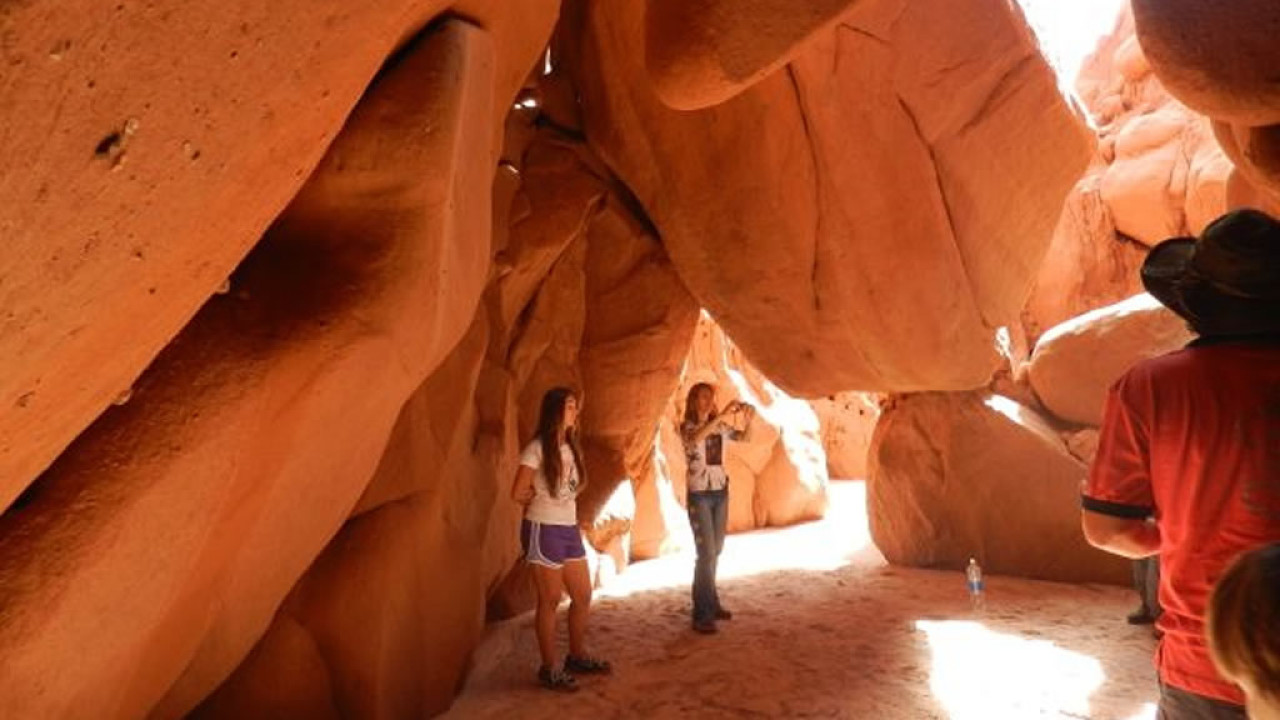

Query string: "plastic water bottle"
[966, 558, 985, 612]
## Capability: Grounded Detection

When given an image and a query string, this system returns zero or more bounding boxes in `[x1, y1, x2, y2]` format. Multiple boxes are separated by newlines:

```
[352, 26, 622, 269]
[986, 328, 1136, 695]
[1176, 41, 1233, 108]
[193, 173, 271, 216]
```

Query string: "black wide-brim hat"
[1141, 208, 1280, 337]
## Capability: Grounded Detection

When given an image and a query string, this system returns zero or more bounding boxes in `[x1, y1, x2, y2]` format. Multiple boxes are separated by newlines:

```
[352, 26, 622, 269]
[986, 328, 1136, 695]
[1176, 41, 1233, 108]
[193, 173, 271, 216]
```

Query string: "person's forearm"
[1083, 517, 1160, 558]
[691, 417, 725, 443]
[510, 468, 535, 505]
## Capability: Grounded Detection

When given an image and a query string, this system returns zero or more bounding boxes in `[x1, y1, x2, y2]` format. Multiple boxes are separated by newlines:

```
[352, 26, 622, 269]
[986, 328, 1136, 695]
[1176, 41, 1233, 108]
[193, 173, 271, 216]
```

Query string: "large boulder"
[868, 391, 1128, 584]
[558, 0, 1091, 394]
[1028, 293, 1195, 428]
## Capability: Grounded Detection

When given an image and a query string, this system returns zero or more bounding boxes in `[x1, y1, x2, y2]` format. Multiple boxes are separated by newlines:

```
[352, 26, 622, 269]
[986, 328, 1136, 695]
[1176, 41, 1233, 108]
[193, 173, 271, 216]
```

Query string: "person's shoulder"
[1120, 344, 1200, 382]
[1127, 340, 1250, 382]
[520, 440, 542, 464]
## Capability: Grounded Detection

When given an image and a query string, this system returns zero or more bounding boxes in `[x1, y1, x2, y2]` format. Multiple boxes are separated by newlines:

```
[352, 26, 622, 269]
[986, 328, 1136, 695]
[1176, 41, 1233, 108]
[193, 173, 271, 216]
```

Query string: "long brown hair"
[1207, 543, 1280, 699]
[683, 382, 716, 427]
[537, 387, 587, 497]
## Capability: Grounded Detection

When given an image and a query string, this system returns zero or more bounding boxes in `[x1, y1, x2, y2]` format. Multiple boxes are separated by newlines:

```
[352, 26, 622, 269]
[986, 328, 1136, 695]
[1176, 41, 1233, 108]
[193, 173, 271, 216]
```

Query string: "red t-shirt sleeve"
[1084, 375, 1155, 518]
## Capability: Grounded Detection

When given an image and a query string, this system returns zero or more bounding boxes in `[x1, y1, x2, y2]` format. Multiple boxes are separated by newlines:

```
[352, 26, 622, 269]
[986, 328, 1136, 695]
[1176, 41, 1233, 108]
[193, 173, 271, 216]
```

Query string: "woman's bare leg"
[533, 564, 565, 668]
[562, 558, 593, 657]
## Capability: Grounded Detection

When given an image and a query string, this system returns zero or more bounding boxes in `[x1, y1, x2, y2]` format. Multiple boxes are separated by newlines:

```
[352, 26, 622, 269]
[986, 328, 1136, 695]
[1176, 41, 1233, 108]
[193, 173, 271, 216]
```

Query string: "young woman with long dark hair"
[680, 382, 755, 634]
[510, 386, 611, 692]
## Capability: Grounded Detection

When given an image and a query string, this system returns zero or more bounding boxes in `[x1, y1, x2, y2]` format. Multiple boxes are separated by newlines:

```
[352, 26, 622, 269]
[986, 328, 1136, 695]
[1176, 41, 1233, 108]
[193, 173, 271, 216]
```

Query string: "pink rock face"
[1028, 294, 1195, 427]
[577, 193, 701, 520]
[559, 0, 1090, 395]
[1131, 0, 1280, 127]
[1099, 107, 1228, 245]
[0, 18, 528, 720]
[868, 391, 1128, 584]
[0, 0, 555, 513]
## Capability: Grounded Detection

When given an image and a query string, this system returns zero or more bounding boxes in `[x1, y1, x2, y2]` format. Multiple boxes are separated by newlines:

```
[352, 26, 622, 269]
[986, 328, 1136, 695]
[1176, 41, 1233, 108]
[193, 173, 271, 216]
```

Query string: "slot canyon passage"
[2, 0, 1280, 718]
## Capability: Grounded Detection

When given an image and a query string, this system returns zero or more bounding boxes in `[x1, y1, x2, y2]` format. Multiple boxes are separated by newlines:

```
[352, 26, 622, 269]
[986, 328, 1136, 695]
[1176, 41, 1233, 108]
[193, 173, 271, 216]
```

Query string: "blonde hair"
[1207, 543, 1280, 699]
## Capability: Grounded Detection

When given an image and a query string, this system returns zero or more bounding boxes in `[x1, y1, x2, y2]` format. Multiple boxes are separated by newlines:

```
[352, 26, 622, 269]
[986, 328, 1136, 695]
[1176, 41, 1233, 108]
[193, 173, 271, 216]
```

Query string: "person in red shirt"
[1083, 208, 1280, 720]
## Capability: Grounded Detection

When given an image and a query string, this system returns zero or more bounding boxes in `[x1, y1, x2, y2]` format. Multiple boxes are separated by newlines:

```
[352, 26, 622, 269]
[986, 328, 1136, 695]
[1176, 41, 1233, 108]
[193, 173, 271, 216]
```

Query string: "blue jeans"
[688, 489, 728, 623]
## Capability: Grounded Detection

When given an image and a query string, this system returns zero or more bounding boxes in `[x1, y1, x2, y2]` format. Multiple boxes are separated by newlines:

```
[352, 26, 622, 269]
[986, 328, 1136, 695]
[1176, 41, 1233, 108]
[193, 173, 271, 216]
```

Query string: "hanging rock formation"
[558, 0, 1092, 395]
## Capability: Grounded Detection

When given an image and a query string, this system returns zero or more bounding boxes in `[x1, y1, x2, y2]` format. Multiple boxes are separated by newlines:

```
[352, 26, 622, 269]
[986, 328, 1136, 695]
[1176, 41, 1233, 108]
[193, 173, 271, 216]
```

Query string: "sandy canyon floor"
[449, 481, 1160, 719]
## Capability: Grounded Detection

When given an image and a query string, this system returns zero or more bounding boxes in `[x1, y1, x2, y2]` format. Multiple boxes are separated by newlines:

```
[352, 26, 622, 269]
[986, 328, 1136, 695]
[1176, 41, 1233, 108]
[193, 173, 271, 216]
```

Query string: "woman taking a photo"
[511, 387, 611, 692]
[680, 382, 755, 634]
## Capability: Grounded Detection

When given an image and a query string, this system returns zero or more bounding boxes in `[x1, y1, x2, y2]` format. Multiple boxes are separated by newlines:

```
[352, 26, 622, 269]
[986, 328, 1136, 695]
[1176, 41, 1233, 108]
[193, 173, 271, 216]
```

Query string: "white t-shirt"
[681, 421, 744, 493]
[519, 440, 581, 526]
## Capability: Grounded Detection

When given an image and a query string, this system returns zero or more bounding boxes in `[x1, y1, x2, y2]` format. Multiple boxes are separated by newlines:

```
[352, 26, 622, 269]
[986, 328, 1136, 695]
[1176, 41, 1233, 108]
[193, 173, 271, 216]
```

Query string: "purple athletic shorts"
[521, 519, 586, 568]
